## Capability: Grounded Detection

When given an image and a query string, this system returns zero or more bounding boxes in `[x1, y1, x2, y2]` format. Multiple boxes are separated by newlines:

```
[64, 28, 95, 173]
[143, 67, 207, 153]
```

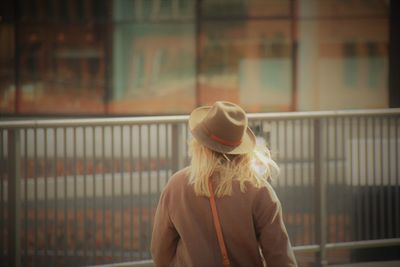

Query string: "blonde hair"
[188, 138, 279, 197]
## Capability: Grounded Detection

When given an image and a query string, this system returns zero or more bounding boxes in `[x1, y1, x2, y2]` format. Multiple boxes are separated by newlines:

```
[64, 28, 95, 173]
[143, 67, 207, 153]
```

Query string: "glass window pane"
[110, 0, 196, 114]
[16, 25, 106, 114]
[298, 15, 388, 110]
[13, 0, 108, 114]
[202, 0, 291, 18]
[314, 0, 388, 18]
[0, 24, 15, 113]
[199, 20, 292, 112]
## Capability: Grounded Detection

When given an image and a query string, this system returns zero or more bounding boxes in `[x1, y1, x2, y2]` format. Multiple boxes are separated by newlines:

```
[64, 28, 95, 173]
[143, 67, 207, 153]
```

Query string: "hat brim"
[189, 106, 256, 155]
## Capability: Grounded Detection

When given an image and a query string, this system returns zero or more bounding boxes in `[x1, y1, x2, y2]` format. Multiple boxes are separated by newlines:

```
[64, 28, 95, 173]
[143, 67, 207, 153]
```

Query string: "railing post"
[171, 124, 184, 174]
[8, 129, 21, 267]
[314, 119, 328, 267]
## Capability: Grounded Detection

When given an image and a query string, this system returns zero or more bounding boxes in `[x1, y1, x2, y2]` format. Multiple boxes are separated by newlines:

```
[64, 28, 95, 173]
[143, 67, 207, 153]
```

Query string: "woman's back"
[151, 167, 296, 267]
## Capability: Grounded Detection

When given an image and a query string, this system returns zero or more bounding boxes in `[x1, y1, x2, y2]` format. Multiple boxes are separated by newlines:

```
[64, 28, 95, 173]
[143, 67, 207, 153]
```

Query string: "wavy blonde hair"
[188, 138, 279, 197]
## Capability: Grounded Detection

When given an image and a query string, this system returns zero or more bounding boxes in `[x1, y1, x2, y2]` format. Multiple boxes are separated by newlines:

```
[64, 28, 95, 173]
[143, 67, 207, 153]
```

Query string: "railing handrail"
[0, 115, 189, 128]
[1, 108, 399, 129]
[249, 108, 400, 119]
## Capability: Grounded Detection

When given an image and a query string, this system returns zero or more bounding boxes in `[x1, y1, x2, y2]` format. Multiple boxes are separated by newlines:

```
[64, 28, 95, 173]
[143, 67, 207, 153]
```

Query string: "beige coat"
[151, 167, 297, 267]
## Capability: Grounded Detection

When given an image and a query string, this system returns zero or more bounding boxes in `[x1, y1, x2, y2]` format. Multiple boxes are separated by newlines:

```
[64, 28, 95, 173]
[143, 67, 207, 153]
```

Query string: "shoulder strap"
[208, 179, 231, 267]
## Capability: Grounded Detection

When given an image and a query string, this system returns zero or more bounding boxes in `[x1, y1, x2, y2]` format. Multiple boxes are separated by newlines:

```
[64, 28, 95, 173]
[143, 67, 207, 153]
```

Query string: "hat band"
[203, 125, 242, 147]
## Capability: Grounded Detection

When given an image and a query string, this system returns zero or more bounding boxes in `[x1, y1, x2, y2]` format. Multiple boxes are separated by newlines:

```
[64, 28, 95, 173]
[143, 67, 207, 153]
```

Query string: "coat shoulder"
[163, 166, 190, 193]
[244, 181, 280, 205]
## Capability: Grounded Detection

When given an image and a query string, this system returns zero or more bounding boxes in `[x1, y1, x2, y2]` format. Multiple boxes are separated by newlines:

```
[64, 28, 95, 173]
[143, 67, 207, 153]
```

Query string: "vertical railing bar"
[120, 125, 124, 261]
[2, 131, 5, 264]
[379, 118, 384, 238]
[8, 128, 22, 267]
[349, 117, 355, 241]
[333, 117, 339, 242]
[73, 127, 77, 261]
[156, 123, 161, 259]
[156, 124, 160, 196]
[63, 127, 68, 264]
[291, 119, 297, 245]
[314, 118, 327, 267]
[34, 128, 38, 266]
[357, 117, 362, 241]
[1, 129, 7, 264]
[53, 128, 58, 265]
[5, 129, 8, 263]
[185, 122, 190, 165]
[325, 118, 330, 244]
[309, 119, 314, 244]
[372, 117, 378, 239]
[166, 124, 170, 178]
[182, 123, 186, 166]
[0, 129, 3, 264]
[387, 117, 392, 237]
[4, 129, 7, 264]
[102, 126, 106, 260]
[302, 119, 309, 245]
[329, 118, 333, 241]
[283, 120, 288, 225]
[171, 125, 178, 174]
[147, 125, 152, 258]
[83, 127, 88, 263]
[276, 121, 280, 189]
[364, 117, 370, 240]
[299, 119, 305, 245]
[395, 117, 399, 236]
[349, 117, 355, 242]
[276, 121, 287, 227]
[92, 126, 96, 263]
[341, 117, 347, 241]
[1, 131, 4, 263]
[138, 125, 143, 259]
[111, 126, 115, 261]
[44, 128, 48, 265]
[129, 125, 134, 260]
[2, 130, 5, 263]
[348, 117, 354, 244]
[24, 129, 28, 263]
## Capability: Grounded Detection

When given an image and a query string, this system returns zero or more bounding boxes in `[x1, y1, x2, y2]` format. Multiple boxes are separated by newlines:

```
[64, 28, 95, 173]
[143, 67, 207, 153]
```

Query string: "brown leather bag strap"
[208, 178, 231, 267]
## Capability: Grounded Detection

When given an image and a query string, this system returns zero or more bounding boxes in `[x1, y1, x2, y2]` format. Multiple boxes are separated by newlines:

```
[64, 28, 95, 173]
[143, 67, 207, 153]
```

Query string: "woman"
[151, 101, 297, 267]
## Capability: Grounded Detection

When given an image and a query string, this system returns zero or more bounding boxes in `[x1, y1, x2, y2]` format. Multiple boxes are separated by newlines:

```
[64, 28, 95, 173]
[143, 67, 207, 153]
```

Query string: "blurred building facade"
[0, 0, 390, 115]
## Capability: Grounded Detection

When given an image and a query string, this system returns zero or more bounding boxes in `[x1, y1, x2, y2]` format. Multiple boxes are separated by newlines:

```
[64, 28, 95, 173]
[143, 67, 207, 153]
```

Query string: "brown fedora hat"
[189, 101, 256, 154]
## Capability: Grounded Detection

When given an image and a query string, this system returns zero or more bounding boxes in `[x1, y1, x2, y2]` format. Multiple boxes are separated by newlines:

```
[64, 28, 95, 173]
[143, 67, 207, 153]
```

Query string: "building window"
[343, 42, 358, 88]
[134, 53, 145, 90]
[366, 42, 384, 90]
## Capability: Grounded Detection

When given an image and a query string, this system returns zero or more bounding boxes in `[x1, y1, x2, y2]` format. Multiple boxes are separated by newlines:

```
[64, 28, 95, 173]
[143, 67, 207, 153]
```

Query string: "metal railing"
[1, 109, 400, 267]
